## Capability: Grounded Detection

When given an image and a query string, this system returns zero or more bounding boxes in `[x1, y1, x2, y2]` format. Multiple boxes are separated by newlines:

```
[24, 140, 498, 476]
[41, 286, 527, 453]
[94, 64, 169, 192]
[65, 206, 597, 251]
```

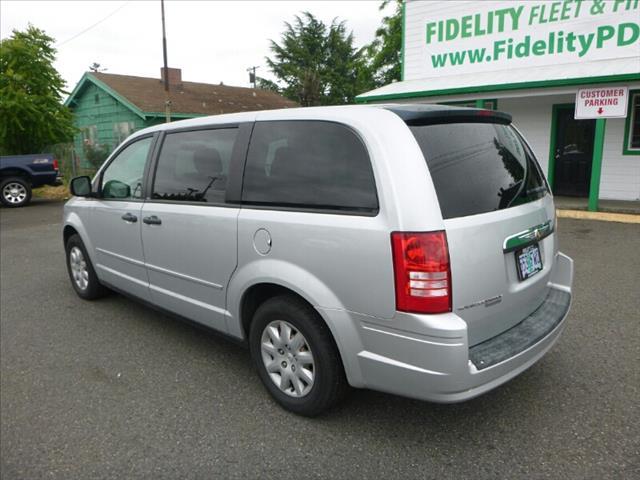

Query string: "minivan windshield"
[409, 122, 548, 219]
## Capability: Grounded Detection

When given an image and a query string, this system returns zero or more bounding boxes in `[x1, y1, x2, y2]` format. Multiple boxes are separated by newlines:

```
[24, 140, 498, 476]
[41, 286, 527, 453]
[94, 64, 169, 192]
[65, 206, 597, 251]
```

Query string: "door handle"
[143, 215, 162, 225]
[121, 213, 137, 223]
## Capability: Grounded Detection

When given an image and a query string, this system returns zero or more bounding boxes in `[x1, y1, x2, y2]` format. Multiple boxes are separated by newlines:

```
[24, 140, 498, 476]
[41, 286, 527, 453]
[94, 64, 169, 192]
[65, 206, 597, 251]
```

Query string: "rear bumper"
[330, 251, 573, 403]
[31, 172, 61, 188]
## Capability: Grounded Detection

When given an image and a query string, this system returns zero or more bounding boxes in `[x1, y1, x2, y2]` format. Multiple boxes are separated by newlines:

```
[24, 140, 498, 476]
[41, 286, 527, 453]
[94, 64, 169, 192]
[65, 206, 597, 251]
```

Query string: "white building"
[358, 0, 640, 208]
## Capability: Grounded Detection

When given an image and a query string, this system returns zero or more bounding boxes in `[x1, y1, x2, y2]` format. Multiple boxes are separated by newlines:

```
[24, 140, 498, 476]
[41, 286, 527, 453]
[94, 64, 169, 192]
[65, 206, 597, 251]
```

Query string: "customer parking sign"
[575, 86, 629, 119]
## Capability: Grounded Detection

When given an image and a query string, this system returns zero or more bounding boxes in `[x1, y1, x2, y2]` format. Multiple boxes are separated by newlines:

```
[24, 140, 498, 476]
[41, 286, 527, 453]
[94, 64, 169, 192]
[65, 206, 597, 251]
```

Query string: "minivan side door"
[139, 125, 249, 332]
[87, 135, 155, 301]
[235, 120, 394, 324]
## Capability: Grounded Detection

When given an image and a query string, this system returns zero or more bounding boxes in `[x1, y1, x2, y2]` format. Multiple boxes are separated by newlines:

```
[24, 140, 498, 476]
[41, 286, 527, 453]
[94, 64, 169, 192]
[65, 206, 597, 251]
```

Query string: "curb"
[556, 209, 640, 224]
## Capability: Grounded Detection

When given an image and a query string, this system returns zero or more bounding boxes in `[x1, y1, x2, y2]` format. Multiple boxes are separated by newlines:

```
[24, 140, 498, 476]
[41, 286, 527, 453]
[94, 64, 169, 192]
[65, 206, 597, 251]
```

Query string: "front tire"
[0, 177, 32, 207]
[249, 295, 348, 416]
[65, 234, 108, 300]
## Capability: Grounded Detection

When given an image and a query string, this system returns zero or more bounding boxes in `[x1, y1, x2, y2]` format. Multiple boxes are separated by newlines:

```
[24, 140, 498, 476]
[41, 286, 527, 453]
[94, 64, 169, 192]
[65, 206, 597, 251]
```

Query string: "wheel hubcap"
[2, 182, 27, 204]
[261, 320, 315, 397]
[69, 246, 89, 290]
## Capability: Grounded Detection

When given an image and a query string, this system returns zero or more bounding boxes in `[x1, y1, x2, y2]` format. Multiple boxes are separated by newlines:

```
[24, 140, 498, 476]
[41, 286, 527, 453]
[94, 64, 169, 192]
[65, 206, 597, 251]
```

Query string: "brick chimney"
[160, 67, 182, 87]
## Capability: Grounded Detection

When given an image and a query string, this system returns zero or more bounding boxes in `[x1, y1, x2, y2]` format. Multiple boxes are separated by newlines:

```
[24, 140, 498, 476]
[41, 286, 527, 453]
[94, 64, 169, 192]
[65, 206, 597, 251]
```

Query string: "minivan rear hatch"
[394, 106, 555, 346]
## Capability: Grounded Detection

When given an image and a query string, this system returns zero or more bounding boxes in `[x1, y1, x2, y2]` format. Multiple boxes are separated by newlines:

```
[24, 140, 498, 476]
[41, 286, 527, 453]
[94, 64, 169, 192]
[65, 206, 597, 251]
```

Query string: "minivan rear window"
[409, 123, 548, 219]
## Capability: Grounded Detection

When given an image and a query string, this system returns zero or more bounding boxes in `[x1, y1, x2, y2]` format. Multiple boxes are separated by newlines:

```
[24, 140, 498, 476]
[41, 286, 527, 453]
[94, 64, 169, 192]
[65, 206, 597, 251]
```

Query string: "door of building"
[552, 106, 596, 197]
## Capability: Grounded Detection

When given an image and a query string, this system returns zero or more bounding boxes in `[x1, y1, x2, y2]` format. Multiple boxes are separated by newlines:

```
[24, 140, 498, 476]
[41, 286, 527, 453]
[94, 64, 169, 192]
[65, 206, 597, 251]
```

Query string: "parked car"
[0, 153, 61, 207]
[63, 105, 574, 416]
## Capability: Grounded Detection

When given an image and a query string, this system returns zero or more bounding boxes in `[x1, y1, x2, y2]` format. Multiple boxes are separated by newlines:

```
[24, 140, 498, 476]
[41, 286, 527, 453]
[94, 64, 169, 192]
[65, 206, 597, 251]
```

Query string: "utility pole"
[161, 0, 171, 123]
[247, 65, 259, 89]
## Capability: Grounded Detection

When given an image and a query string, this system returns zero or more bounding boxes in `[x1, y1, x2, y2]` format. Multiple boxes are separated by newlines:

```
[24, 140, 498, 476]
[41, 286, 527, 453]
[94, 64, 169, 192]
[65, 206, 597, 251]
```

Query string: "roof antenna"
[89, 62, 106, 73]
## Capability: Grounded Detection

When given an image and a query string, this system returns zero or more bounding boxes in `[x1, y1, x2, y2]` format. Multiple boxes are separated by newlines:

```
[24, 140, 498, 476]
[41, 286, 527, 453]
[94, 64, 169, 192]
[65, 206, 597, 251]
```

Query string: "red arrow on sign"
[597, 107, 604, 114]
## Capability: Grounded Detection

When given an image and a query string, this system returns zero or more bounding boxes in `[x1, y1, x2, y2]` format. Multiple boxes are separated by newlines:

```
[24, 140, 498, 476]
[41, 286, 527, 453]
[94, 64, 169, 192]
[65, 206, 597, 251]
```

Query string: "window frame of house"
[623, 90, 640, 156]
[113, 121, 136, 146]
[82, 125, 98, 146]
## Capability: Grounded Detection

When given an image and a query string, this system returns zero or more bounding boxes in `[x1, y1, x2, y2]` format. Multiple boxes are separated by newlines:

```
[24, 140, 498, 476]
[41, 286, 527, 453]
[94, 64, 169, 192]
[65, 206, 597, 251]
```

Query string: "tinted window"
[242, 121, 377, 212]
[101, 136, 152, 199]
[409, 123, 547, 219]
[152, 128, 238, 203]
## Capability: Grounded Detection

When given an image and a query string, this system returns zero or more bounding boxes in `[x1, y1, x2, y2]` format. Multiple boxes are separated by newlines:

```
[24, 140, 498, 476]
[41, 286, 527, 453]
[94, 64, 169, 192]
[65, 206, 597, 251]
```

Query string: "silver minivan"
[64, 105, 573, 416]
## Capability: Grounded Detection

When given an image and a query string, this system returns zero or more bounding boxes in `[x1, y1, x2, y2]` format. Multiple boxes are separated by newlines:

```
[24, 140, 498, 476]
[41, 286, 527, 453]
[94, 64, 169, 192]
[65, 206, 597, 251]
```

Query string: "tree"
[365, 0, 403, 88]
[0, 26, 75, 155]
[265, 12, 364, 106]
[256, 77, 281, 93]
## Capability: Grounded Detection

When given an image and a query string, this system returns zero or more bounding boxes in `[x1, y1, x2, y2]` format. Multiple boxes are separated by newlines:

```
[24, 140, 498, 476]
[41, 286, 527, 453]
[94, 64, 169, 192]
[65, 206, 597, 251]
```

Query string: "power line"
[56, 1, 130, 47]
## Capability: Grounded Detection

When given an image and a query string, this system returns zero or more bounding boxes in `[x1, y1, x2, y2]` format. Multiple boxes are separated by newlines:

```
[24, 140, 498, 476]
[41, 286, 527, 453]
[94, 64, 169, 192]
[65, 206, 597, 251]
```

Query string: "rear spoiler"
[384, 107, 512, 126]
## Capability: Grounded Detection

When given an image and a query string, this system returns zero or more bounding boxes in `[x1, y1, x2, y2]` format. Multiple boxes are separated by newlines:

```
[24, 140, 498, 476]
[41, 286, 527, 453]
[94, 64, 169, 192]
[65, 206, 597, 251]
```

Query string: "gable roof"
[65, 72, 297, 118]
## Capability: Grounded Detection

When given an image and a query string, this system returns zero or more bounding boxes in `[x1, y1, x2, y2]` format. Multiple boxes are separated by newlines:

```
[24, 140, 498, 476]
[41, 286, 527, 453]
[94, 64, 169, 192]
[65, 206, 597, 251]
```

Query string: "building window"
[94, 94, 100, 104]
[624, 91, 640, 155]
[82, 125, 98, 146]
[113, 121, 135, 146]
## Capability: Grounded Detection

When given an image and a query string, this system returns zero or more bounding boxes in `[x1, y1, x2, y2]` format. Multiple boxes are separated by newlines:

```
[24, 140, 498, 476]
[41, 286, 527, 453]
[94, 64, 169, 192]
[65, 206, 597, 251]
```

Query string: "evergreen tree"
[266, 12, 364, 106]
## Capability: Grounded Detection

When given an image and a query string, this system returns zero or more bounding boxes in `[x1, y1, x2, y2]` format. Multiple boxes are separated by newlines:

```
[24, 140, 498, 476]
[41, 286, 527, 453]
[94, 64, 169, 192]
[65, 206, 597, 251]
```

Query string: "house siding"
[498, 96, 572, 178]
[71, 83, 147, 165]
[500, 94, 639, 201]
[600, 116, 640, 200]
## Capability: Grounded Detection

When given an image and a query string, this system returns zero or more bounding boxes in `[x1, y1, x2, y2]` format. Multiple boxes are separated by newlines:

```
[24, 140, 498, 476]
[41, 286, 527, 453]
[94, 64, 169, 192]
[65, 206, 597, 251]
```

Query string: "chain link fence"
[46, 143, 101, 185]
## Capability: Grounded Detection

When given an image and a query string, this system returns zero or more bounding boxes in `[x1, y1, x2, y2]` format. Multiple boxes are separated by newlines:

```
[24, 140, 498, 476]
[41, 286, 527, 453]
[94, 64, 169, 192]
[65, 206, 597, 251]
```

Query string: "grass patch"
[33, 184, 70, 201]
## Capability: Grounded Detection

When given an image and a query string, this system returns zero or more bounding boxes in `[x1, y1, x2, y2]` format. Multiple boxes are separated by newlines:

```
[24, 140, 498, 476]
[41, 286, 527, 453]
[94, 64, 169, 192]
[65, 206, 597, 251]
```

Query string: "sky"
[1, 0, 392, 92]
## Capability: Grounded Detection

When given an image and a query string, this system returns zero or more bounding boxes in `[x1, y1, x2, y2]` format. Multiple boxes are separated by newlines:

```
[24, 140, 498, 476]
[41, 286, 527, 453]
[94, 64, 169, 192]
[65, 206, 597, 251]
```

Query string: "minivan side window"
[152, 128, 238, 203]
[101, 136, 152, 199]
[241, 121, 378, 213]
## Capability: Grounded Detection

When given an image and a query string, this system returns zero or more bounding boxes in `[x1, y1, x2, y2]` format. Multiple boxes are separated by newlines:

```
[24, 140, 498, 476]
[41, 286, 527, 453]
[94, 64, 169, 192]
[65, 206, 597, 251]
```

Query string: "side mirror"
[102, 179, 131, 199]
[70, 176, 92, 197]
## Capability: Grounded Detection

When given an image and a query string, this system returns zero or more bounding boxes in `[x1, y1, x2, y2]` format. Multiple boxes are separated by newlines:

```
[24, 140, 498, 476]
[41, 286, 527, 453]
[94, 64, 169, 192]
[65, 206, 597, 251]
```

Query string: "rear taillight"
[391, 231, 451, 314]
[53, 158, 59, 171]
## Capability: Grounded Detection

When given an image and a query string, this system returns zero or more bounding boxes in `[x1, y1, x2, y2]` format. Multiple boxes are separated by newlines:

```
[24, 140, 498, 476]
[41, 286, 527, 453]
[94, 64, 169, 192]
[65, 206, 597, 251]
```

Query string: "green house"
[65, 68, 297, 165]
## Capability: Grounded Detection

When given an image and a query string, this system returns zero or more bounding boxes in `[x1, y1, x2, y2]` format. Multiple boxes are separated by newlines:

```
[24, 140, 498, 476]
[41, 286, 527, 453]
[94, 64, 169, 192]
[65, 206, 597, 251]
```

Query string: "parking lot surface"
[1, 200, 639, 479]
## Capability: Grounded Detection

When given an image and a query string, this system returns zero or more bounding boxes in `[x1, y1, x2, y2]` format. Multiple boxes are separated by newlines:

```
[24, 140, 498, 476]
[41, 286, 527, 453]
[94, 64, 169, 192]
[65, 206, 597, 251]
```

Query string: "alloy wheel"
[69, 246, 89, 290]
[2, 182, 27, 205]
[260, 320, 315, 397]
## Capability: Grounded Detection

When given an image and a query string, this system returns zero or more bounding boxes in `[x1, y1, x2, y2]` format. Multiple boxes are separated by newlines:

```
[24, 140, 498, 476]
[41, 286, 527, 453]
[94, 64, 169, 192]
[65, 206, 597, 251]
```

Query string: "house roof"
[65, 72, 297, 118]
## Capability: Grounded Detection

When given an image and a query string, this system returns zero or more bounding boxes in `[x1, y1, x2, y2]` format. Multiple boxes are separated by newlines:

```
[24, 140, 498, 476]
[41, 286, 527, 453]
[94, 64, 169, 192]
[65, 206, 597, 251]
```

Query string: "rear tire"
[249, 295, 348, 416]
[0, 177, 32, 207]
[65, 234, 108, 300]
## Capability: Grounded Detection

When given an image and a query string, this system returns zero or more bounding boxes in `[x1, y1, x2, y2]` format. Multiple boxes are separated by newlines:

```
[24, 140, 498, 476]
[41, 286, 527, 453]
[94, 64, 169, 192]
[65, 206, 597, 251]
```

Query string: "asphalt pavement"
[1, 200, 638, 479]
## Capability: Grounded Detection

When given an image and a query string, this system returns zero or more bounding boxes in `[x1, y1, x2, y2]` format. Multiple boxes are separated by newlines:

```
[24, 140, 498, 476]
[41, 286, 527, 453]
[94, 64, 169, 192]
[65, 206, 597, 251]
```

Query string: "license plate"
[516, 244, 543, 281]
